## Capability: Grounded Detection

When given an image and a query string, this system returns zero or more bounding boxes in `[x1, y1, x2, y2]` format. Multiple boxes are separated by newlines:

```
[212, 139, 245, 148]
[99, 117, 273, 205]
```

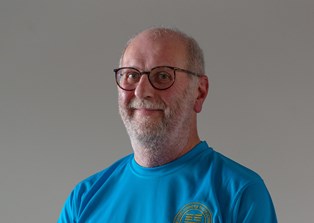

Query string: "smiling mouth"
[132, 107, 163, 115]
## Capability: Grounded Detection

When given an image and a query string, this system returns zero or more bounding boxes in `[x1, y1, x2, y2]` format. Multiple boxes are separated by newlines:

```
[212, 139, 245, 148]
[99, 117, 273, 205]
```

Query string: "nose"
[134, 74, 155, 99]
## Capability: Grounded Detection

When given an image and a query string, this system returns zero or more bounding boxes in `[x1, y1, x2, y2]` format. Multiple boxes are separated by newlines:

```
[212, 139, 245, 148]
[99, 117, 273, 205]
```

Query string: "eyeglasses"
[114, 66, 200, 91]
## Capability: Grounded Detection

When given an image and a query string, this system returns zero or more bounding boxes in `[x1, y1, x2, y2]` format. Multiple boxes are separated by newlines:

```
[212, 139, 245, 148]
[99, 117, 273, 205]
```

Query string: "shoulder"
[72, 154, 132, 200]
[58, 154, 133, 222]
[192, 141, 262, 185]
[209, 148, 262, 185]
[205, 147, 277, 222]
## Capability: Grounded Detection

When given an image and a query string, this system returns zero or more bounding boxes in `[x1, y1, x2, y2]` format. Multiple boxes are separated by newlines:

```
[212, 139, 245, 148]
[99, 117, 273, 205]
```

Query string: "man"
[58, 27, 277, 222]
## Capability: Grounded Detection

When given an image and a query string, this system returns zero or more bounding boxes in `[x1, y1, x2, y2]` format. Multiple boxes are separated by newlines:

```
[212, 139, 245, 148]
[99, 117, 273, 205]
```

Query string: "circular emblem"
[173, 202, 212, 223]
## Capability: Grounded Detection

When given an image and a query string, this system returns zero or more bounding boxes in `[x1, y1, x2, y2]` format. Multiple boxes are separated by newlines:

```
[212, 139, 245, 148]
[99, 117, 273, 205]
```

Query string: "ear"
[194, 75, 209, 113]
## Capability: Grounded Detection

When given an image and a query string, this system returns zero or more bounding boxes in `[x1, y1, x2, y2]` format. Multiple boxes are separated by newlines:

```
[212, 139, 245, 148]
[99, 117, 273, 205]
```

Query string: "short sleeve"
[57, 189, 77, 223]
[233, 180, 277, 223]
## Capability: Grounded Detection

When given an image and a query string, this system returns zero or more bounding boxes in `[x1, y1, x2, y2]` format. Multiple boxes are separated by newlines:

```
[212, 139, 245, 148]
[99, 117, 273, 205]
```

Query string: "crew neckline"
[129, 141, 212, 178]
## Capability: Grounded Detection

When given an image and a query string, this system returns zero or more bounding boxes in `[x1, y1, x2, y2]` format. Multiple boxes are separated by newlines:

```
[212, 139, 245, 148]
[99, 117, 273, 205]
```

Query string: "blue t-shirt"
[58, 141, 277, 222]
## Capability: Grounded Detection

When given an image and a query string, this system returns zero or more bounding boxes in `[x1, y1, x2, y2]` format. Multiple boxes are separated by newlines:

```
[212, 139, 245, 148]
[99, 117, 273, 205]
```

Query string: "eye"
[123, 69, 141, 83]
[158, 72, 170, 80]
[155, 71, 172, 82]
[127, 71, 140, 80]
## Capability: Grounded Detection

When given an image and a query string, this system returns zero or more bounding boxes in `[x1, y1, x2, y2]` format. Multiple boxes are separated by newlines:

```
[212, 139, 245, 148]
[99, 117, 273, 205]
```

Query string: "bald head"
[119, 27, 205, 75]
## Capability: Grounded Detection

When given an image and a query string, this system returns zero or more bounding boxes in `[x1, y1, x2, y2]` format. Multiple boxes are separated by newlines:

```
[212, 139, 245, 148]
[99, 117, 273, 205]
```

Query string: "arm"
[57, 190, 77, 223]
[232, 180, 277, 223]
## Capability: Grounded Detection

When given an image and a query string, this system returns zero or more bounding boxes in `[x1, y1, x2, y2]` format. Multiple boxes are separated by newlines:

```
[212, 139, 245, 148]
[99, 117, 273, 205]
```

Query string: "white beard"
[118, 82, 196, 165]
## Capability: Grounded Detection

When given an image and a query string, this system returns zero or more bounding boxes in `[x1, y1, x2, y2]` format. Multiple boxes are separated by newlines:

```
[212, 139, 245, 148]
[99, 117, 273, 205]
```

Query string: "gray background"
[1, 0, 313, 222]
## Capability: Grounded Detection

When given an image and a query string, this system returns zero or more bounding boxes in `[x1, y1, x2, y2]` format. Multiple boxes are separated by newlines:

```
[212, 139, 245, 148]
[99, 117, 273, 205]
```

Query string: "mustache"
[128, 99, 166, 110]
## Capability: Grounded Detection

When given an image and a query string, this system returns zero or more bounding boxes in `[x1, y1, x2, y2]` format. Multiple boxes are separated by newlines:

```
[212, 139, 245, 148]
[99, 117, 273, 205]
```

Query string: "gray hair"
[119, 26, 205, 75]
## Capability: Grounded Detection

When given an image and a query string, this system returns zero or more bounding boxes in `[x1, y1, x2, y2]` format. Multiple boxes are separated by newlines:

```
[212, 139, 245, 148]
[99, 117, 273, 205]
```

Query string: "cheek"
[167, 82, 192, 102]
[118, 90, 133, 106]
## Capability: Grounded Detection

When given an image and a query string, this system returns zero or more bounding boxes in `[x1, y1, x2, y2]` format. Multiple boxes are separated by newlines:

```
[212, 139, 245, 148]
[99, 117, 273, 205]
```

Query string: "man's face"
[118, 33, 197, 148]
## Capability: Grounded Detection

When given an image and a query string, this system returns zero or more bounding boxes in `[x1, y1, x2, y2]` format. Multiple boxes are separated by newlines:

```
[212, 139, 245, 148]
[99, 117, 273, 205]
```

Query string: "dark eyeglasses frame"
[114, 66, 201, 91]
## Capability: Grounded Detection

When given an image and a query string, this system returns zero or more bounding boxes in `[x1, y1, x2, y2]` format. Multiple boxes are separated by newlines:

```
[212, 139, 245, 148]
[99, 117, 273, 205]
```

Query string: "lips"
[128, 99, 166, 111]
[131, 106, 163, 111]
[132, 107, 163, 116]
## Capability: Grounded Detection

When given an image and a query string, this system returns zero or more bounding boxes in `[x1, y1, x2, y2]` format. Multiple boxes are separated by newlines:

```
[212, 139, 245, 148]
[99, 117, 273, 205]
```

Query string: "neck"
[132, 133, 201, 168]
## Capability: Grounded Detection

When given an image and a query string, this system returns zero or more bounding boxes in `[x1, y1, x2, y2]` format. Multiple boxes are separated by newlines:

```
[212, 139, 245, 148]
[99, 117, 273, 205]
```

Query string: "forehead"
[122, 32, 188, 69]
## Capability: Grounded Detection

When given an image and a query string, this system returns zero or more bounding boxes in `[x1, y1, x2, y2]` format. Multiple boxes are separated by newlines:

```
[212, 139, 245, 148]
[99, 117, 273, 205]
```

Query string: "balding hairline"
[119, 27, 205, 75]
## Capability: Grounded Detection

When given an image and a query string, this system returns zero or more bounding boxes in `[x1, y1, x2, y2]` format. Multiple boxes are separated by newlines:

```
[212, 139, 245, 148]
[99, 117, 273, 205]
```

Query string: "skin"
[118, 30, 209, 167]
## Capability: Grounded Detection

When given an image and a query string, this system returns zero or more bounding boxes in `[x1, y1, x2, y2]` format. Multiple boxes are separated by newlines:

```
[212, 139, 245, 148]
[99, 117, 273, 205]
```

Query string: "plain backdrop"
[1, 0, 313, 222]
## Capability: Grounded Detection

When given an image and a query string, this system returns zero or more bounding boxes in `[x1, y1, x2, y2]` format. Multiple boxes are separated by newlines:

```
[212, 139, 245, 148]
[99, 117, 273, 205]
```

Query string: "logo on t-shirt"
[173, 202, 212, 223]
